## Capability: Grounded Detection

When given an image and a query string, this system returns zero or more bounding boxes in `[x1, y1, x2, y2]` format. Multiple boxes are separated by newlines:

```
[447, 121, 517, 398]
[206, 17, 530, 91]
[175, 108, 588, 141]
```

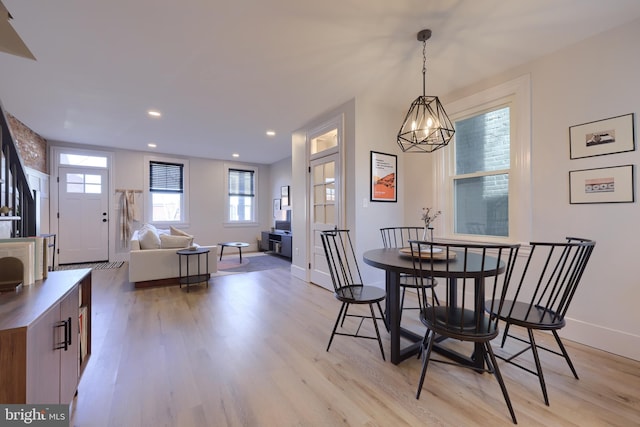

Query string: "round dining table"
[363, 247, 505, 365]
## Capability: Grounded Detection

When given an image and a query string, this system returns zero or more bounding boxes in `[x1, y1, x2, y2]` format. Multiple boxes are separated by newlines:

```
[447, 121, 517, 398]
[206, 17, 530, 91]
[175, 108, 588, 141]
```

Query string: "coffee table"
[218, 241, 250, 263]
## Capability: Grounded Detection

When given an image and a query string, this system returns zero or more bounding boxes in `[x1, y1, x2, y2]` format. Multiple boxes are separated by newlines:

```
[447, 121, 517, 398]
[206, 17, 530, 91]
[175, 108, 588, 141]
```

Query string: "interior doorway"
[308, 122, 343, 291]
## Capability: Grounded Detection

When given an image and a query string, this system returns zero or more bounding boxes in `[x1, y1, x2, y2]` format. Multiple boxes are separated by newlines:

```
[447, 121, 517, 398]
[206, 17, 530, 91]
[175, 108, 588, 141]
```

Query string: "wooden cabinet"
[25, 303, 61, 403]
[59, 285, 81, 403]
[261, 231, 292, 259]
[0, 269, 91, 404]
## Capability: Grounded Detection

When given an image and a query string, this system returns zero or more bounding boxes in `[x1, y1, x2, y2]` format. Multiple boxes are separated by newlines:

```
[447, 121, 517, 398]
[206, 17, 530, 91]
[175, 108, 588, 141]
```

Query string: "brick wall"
[7, 114, 48, 174]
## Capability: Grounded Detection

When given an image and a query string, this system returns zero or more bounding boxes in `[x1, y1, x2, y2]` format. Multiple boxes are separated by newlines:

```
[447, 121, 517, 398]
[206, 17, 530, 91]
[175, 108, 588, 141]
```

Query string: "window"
[59, 153, 107, 168]
[145, 156, 189, 224]
[453, 107, 510, 237]
[436, 75, 531, 242]
[227, 168, 255, 222]
[66, 173, 102, 194]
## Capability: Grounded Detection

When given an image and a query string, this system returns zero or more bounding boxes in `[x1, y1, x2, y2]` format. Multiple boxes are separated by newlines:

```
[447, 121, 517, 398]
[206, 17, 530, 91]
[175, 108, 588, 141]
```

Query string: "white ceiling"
[2, 0, 640, 165]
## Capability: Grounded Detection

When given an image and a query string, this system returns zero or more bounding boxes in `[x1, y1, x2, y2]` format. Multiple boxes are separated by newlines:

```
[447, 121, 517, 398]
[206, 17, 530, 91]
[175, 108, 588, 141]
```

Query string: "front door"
[308, 120, 343, 291]
[58, 167, 109, 264]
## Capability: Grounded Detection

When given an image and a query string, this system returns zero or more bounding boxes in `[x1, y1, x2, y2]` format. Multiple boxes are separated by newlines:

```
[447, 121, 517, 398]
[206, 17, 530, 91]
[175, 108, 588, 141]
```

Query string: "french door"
[308, 123, 342, 291]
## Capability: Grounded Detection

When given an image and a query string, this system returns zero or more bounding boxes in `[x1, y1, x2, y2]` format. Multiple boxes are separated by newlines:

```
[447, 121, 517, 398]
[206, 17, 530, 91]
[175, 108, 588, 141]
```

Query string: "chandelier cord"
[422, 39, 427, 97]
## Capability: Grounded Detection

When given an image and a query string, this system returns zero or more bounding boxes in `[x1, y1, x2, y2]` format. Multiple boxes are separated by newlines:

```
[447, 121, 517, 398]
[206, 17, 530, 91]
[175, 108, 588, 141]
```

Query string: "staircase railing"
[0, 97, 36, 238]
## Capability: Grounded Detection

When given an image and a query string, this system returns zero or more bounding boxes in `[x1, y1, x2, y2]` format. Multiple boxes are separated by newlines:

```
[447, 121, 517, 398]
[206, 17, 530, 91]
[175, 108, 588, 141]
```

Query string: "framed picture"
[569, 113, 635, 159]
[280, 186, 290, 207]
[370, 151, 397, 202]
[569, 165, 634, 204]
[273, 198, 281, 218]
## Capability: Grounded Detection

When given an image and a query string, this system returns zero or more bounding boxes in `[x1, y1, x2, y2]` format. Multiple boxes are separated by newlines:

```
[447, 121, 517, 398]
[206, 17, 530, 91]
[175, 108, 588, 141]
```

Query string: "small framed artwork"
[569, 113, 635, 159]
[273, 198, 281, 218]
[280, 185, 290, 207]
[569, 165, 634, 204]
[370, 151, 397, 202]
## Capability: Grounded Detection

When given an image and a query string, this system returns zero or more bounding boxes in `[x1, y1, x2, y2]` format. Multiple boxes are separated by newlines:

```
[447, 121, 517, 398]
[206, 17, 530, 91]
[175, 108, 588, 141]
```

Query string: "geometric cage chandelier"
[397, 29, 455, 153]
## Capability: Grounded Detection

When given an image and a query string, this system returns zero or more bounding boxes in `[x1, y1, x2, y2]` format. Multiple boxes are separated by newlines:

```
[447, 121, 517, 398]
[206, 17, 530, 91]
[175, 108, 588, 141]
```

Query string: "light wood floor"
[70, 265, 639, 426]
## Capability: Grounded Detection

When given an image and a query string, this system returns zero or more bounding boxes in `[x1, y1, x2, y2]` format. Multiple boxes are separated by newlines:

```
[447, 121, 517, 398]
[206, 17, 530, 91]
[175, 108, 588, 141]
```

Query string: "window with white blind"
[224, 163, 258, 226]
[227, 168, 255, 222]
[144, 156, 189, 224]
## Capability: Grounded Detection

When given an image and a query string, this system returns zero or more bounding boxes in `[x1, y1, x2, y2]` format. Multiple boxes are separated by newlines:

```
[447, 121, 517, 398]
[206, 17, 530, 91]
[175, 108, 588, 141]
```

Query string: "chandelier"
[397, 29, 454, 153]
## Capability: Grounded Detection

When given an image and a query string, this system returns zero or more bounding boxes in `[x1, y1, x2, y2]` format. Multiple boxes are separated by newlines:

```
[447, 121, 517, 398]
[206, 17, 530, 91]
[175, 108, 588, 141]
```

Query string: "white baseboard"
[291, 264, 306, 281]
[564, 317, 639, 361]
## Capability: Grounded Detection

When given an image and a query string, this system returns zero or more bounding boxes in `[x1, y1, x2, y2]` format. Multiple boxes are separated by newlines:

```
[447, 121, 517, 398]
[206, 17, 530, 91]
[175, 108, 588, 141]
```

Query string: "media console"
[261, 231, 292, 259]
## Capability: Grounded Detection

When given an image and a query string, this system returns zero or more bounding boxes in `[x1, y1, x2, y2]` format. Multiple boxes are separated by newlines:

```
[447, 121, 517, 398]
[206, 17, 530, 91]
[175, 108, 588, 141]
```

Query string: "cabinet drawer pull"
[55, 320, 68, 351]
[66, 317, 72, 348]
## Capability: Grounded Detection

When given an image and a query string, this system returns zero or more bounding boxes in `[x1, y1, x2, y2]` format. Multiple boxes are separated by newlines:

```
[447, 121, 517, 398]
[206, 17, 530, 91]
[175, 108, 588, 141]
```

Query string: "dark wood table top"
[176, 247, 210, 255]
[362, 247, 504, 279]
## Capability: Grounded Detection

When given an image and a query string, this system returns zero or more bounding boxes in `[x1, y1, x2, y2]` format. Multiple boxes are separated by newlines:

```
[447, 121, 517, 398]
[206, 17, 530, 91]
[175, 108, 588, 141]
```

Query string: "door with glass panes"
[309, 125, 341, 291]
[58, 167, 109, 263]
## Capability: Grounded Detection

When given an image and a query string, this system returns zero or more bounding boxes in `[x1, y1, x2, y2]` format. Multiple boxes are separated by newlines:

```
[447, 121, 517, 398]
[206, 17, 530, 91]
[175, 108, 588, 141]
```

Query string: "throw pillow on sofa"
[138, 224, 161, 249]
[170, 226, 193, 239]
[160, 234, 193, 249]
[169, 225, 193, 246]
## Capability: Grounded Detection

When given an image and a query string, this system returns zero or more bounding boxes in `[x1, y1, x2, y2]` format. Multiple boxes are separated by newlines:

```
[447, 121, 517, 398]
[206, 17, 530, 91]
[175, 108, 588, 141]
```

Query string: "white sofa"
[128, 225, 217, 287]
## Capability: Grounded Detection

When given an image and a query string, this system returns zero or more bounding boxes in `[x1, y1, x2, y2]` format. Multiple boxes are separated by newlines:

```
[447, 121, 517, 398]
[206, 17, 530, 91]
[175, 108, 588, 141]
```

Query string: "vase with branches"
[421, 207, 441, 240]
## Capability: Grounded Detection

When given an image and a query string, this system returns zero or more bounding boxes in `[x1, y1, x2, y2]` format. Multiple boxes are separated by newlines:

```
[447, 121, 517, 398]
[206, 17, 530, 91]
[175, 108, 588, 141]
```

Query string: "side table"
[176, 248, 210, 292]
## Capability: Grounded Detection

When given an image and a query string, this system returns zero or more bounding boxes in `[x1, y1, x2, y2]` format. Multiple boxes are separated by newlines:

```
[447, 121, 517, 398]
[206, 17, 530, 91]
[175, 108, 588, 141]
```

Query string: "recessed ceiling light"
[147, 110, 161, 118]
[232, 153, 240, 158]
[148, 143, 157, 148]
[266, 130, 276, 137]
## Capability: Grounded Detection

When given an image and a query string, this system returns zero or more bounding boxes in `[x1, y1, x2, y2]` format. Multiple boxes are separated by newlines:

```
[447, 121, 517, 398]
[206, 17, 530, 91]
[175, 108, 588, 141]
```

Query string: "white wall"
[404, 19, 640, 360]
[529, 20, 639, 360]
[352, 96, 406, 285]
[270, 156, 292, 228]
[25, 166, 50, 234]
[291, 128, 307, 280]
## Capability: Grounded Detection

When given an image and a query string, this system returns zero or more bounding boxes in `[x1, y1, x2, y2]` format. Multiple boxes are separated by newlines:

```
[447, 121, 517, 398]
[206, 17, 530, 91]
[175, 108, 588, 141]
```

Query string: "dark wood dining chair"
[410, 240, 520, 424]
[321, 229, 387, 361]
[380, 226, 439, 321]
[488, 237, 596, 405]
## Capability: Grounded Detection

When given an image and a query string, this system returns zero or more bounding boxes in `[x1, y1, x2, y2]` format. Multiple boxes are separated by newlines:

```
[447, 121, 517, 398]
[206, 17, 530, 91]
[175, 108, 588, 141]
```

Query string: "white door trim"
[306, 114, 345, 289]
[50, 146, 115, 263]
